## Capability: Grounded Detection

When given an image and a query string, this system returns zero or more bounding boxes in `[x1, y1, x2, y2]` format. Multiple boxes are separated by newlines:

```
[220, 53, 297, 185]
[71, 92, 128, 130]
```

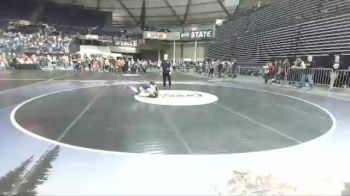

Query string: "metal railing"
[284, 67, 333, 87]
[271, 67, 349, 91]
[187, 65, 349, 92]
[237, 66, 262, 77]
[330, 69, 350, 91]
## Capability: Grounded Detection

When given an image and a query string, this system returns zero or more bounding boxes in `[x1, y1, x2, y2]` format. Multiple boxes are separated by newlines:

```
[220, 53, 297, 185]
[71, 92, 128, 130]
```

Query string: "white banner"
[143, 31, 180, 40]
[115, 40, 138, 47]
[85, 34, 99, 40]
[79, 45, 111, 55]
[110, 46, 139, 54]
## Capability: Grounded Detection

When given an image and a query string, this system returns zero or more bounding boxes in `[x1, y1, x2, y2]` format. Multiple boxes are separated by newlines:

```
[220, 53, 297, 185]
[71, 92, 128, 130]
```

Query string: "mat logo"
[134, 90, 218, 106]
[159, 93, 202, 98]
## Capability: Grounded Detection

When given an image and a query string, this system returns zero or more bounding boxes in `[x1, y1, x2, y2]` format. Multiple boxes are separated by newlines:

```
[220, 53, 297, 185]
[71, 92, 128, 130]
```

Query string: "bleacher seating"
[0, 0, 110, 27]
[209, 0, 350, 67]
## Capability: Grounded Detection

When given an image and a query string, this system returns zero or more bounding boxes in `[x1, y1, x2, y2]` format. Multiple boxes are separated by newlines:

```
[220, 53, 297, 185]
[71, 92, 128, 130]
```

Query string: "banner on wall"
[180, 30, 214, 40]
[79, 45, 111, 55]
[143, 31, 180, 41]
[114, 40, 138, 47]
[110, 46, 139, 54]
[85, 34, 99, 40]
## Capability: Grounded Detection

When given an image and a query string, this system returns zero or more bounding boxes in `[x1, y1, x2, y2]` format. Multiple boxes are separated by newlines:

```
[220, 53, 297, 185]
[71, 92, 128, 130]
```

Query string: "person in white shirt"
[0, 56, 6, 70]
[330, 54, 341, 91]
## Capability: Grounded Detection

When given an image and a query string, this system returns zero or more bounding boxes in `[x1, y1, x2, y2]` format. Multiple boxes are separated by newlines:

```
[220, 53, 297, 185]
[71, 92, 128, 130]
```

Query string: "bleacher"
[209, 0, 350, 67]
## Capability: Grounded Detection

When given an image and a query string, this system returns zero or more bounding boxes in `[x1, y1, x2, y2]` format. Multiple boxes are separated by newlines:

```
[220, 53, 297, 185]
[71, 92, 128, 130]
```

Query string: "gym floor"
[0, 70, 349, 195]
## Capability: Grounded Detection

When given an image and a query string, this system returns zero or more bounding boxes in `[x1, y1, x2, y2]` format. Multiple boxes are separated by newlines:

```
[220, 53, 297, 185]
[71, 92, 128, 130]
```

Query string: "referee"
[161, 54, 172, 88]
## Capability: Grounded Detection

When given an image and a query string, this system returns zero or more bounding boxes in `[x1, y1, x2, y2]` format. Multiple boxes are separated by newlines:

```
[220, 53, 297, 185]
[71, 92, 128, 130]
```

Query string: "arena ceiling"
[52, 0, 237, 27]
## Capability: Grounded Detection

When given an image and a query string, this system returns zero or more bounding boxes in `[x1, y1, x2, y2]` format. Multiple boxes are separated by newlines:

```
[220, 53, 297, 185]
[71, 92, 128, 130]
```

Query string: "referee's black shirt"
[161, 60, 171, 73]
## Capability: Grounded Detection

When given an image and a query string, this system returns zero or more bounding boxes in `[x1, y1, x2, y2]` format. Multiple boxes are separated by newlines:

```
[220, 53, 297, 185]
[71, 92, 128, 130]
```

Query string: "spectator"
[201, 61, 205, 74]
[10, 56, 18, 69]
[292, 58, 304, 86]
[0, 55, 6, 69]
[263, 61, 274, 83]
[282, 58, 290, 75]
[209, 60, 214, 78]
[271, 60, 279, 83]
[122, 59, 129, 73]
[307, 55, 316, 86]
[346, 66, 350, 90]
[230, 58, 237, 78]
[217, 60, 223, 78]
[298, 55, 315, 89]
[141, 60, 147, 73]
[330, 54, 341, 90]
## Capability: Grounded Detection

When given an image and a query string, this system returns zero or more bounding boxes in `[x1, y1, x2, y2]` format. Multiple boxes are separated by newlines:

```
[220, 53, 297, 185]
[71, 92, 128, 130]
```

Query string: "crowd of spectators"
[176, 59, 238, 78]
[0, 23, 77, 70]
[182, 55, 350, 91]
[70, 55, 157, 74]
[1, 21, 349, 91]
[261, 55, 350, 90]
[0, 25, 75, 54]
[0, 23, 146, 72]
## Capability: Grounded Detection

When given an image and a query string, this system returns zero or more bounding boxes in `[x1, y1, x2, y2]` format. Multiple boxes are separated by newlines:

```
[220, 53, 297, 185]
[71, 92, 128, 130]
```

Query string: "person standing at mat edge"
[161, 54, 172, 87]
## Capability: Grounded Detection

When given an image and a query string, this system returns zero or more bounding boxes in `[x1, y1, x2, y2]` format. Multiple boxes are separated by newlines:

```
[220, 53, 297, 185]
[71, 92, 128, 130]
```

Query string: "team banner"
[114, 40, 138, 47]
[180, 30, 214, 40]
[143, 31, 180, 40]
[85, 34, 99, 40]
[79, 34, 99, 40]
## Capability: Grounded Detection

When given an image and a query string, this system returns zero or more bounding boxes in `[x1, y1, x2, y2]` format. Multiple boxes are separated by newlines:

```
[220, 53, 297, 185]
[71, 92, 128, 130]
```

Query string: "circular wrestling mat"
[12, 84, 334, 154]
